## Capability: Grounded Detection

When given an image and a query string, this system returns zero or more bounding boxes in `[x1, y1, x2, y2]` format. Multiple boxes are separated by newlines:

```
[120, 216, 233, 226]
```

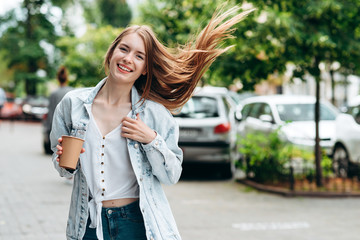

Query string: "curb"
[236, 179, 360, 198]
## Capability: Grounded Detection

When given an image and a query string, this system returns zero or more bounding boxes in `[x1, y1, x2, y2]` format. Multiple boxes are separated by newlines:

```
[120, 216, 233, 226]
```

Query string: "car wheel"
[333, 145, 349, 178]
[222, 147, 238, 179]
[221, 162, 235, 179]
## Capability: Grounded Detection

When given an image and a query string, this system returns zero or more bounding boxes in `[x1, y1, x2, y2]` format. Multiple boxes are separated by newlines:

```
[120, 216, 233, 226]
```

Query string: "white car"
[238, 95, 339, 155]
[332, 96, 360, 177]
[174, 86, 241, 178]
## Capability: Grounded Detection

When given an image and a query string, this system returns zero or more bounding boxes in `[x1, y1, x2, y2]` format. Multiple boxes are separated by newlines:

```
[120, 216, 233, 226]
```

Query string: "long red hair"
[104, 6, 255, 112]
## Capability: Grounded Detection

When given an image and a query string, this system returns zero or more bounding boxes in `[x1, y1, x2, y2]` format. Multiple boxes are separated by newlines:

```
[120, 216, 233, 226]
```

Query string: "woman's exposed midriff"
[102, 198, 139, 208]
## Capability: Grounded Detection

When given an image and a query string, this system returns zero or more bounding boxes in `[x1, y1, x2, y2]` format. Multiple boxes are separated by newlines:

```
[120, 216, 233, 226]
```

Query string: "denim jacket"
[50, 78, 183, 240]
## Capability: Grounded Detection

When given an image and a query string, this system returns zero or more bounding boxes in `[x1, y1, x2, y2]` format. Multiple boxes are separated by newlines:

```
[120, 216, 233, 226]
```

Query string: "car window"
[347, 105, 360, 124]
[248, 103, 263, 118]
[276, 103, 337, 121]
[241, 103, 253, 119]
[320, 104, 338, 120]
[174, 96, 219, 118]
[258, 103, 272, 116]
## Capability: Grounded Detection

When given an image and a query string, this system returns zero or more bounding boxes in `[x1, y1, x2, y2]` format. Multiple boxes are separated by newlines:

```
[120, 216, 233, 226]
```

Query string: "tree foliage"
[138, 0, 360, 91]
[80, 0, 132, 28]
[0, 0, 131, 95]
[244, 0, 360, 185]
[56, 25, 122, 87]
[0, 0, 74, 95]
[0, 0, 55, 95]
[98, 0, 131, 27]
[254, 0, 360, 79]
[139, 0, 219, 47]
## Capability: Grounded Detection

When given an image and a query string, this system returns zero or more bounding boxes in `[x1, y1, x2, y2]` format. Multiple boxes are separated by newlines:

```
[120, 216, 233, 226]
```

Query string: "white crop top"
[80, 110, 139, 240]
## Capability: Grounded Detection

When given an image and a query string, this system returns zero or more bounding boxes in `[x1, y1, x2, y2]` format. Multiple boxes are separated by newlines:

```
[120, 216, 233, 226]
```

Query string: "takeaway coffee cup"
[59, 135, 84, 170]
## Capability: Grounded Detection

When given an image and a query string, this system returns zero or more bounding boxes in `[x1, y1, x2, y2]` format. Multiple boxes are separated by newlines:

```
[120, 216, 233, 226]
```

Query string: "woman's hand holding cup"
[56, 137, 85, 164]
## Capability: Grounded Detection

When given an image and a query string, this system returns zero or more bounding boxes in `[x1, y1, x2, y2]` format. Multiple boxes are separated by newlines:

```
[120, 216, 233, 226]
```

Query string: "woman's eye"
[137, 55, 144, 60]
[120, 47, 127, 52]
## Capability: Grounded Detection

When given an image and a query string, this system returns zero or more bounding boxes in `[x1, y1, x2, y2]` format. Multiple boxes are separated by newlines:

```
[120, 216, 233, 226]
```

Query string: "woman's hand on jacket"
[121, 113, 156, 144]
[55, 137, 86, 162]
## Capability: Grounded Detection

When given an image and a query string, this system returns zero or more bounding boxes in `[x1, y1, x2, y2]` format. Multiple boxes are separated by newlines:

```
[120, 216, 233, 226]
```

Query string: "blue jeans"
[83, 200, 147, 240]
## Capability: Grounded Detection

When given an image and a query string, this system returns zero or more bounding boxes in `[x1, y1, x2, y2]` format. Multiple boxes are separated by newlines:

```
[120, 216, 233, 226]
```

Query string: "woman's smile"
[117, 64, 133, 73]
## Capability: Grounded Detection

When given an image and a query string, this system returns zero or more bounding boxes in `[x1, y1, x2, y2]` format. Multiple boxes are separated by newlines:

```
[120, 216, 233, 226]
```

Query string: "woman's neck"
[98, 80, 132, 106]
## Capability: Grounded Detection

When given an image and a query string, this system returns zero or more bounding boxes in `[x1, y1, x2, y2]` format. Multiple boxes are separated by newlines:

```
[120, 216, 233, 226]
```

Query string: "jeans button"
[108, 209, 113, 214]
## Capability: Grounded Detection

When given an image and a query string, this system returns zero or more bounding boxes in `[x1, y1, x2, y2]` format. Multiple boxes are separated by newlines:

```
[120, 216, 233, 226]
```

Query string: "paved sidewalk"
[0, 121, 72, 240]
[2, 121, 360, 240]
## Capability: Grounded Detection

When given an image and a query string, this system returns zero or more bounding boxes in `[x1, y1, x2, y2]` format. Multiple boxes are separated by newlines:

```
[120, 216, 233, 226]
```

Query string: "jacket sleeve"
[141, 112, 183, 185]
[49, 96, 79, 178]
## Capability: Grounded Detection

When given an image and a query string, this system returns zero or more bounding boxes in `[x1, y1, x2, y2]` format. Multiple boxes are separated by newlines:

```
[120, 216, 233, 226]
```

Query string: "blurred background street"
[2, 0, 360, 239]
[1, 120, 360, 240]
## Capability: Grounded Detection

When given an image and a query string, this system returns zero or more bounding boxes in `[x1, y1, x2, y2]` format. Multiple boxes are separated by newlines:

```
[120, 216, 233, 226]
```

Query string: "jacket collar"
[78, 77, 146, 116]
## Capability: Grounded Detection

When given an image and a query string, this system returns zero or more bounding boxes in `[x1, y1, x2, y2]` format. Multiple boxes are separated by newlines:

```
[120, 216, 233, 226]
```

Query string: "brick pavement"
[2, 120, 360, 240]
[0, 121, 72, 240]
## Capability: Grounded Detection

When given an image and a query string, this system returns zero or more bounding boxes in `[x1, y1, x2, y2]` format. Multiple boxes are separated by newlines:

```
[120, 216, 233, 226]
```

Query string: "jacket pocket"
[70, 123, 86, 139]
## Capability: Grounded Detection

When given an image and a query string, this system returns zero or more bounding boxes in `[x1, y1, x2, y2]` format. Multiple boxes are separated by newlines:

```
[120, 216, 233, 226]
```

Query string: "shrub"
[237, 127, 331, 183]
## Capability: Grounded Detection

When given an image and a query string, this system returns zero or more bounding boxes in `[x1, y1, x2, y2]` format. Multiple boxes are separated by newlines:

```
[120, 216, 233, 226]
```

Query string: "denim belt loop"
[121, 207, 127, 218]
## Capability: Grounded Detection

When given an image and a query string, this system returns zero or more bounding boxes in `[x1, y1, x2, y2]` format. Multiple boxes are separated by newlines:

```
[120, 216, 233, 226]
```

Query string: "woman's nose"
[123, 53, 133, 63]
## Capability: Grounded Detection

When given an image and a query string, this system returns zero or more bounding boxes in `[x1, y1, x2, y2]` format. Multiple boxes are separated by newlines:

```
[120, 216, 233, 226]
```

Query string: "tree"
[139, 0, 219, 46]
[0, 0, 75, 96]
[245, 0, 360, 186]
[283, 0, 360, 186]
[98, 0, 131, 27]
[80, 0, 132, 28]
[212, 1, 291, 90]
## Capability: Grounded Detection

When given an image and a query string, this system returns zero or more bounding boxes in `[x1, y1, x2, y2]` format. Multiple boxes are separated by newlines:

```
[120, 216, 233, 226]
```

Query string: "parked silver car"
[174, 87, 241, 178]
[238, 95, 339, 155]
[332, 96, 360, 177]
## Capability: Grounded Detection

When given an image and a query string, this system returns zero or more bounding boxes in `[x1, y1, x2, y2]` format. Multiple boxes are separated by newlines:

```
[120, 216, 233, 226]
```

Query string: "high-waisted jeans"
[83, 200, 147, 240]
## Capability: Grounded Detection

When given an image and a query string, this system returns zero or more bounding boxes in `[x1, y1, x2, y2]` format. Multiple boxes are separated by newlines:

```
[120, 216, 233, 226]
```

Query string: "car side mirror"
[259, 114, 273, 123]
[235, 111, 242, 122]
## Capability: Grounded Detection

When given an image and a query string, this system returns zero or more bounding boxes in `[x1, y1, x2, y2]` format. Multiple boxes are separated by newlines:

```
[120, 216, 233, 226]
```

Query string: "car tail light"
[42, 113, 48, 121]
[214, 122, 231, 134]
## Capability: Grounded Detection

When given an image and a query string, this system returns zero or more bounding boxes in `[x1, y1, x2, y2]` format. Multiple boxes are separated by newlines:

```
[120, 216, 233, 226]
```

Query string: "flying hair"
[104, 5, 255, 112]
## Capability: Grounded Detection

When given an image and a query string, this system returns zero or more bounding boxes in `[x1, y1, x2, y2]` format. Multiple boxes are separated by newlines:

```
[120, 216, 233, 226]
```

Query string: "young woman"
[50, 6, 254, 240]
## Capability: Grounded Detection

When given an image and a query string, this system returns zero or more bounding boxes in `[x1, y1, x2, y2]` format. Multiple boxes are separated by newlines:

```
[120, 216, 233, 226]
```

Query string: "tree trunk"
[25, 79, 37, 96]
[330, 69, 335, 106]
[24, 0, 37, 96]
[315, 75, 323, 187]
[344, 75, 348, 106]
